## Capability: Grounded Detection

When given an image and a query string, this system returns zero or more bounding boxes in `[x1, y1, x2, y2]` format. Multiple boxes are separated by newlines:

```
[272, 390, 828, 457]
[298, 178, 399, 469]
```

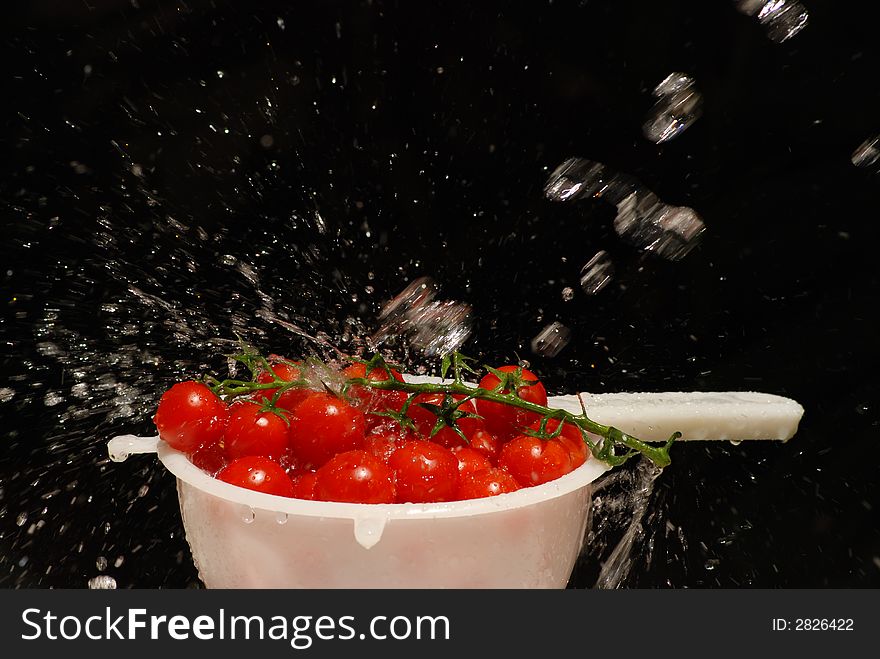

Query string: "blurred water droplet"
[0, 387, 14, 403]
[96, 555, 108, 571]
[613, 193, 705, 261]
[88, 575, 117, 589]
[16, 512, 28, 527]
[545, 158, 706, 260]
[408, 301, 473, 357]
[561, 287, 575, 302]
[530, 322, 571, 357]
[44, 391, 64, 407]
[372, 277, 472, 356]
[642, 72, 703, 144]
[544, 157, 612, 202]
[580, 250, 614, 294]
[704, 558, 721, 570]
[852, 134, 880, 170]
[735, 0, 809, 42]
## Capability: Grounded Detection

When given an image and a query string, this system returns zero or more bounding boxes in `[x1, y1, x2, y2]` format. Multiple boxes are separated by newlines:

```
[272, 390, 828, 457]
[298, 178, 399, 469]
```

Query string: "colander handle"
[107, 434, 160, 462]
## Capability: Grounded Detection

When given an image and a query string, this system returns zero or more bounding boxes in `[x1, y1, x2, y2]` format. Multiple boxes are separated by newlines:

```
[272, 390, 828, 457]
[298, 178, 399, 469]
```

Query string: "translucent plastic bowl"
[107, 392, 611, 589]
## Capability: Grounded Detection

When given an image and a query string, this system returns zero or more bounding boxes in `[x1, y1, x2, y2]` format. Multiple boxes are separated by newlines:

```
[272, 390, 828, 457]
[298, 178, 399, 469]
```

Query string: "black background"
[1, 0, 878, 588]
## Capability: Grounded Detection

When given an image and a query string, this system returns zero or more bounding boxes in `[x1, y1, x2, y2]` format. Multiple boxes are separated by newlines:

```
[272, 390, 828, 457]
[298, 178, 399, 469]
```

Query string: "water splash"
[585, 457, 665, 589]
[370, 277, 473, 358]
[852, 134, 880, 170]
[579, 250, 614, 295]
[545, 157, 706, 261]
[531, 321, 572, 358]
[734, 0, 809, 43]
[642, 72, 703, 144]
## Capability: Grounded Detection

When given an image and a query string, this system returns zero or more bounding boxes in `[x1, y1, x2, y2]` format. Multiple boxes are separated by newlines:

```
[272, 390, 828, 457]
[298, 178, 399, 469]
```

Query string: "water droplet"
[0, 387, 14, 403]
[16, 512, 28, 527]
[242, 507, 256, 524]
[561, 287, 575, 302]
[735, 0, 809, 42]
[216, 69, 226, 79]
[531, 322, 571, 358]
[96, 556, 108, 571]
[580, 250, 614, 294]
[852, 134, 880, 170]
[275, 512, 289, 525]
[729, 440, 743, 446]
[642, 72, 703, 144]
[544, 158, 612, 202]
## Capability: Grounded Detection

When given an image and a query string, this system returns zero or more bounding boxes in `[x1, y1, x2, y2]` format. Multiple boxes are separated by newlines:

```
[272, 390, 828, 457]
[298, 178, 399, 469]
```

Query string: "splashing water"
[584, 458, 666, 589]
[370, 276, 473, 359]
[852, 134, 880, 170]
[642, 73, 703, 144]
[531, 321, 572, 358]
[579, 250, 615, 295]
[544, 157, 706, 261]
[734, 0, 809, 42]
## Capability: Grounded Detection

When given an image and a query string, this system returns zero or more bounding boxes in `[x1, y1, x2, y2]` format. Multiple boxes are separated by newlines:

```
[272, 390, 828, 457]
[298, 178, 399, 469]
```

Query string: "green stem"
[205, 346, 676, 469]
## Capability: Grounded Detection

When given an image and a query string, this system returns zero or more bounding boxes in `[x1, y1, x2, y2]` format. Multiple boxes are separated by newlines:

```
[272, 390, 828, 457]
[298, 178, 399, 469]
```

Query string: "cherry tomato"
[224, 401, 290, 460]
[313, 450, 396, 504]
[290, 471, 318, 500]
[341, 362, 407, 417]
[453, 447, 493, 479]
[216, 456, 295, 498]
[255, 361, 310, 413]
[388, 440, 460, 503]
[154, 381, 228, 453]
[498, 435, 573, 487]
[189, 441, 228, 475]
[363, 430, 407, 464]
[434, 425, 500, 463]
[476, 365, 547, 441]
[527, 419, 589, 469]
[288, 392, 367, 468]
[457, 468, 521, 500]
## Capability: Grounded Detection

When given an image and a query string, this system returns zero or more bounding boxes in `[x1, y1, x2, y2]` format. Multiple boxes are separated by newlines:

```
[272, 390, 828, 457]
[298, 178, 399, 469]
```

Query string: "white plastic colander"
[107, 385, 803, 588]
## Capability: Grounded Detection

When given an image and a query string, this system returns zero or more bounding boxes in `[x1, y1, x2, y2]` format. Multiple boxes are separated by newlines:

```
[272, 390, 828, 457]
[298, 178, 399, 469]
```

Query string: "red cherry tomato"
[453, 447, 493, 479]
[498, 435, 573, 487]
[341, 362, 407, 417]
[288, 392, 367, 468]
[255, 361, 311, 413]
[434, 425, 500, 463]
[476, 366, 547, 441]
[216, 456, 295, 497]
[388, 440, 460, 503]
[527, 419, 590, 469]
[457, 468, 521, 500]
[153, 381, 228, 453]
[290, 471, 318, 500]
[363, 430, 407, 464]
[189, 441, 228, 475]
[313, 450, 396, 504]
[224, 401, 290, 460]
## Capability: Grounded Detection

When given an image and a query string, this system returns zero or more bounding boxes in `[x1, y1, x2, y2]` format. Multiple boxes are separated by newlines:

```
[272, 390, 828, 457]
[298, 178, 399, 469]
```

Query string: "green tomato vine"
[204, 343, 677, 469]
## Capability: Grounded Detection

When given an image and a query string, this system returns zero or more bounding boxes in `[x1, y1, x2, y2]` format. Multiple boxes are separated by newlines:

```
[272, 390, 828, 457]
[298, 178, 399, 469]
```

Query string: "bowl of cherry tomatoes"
[110, 357, 612, 588]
